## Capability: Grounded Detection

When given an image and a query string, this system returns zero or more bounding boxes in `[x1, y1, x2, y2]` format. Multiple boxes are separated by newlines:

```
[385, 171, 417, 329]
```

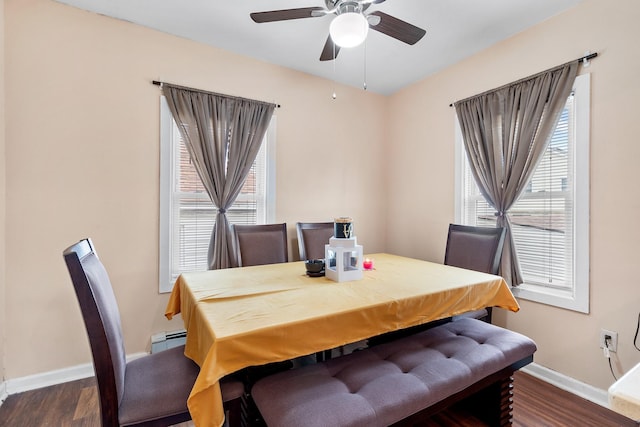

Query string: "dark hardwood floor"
[0, 371, 637, 426]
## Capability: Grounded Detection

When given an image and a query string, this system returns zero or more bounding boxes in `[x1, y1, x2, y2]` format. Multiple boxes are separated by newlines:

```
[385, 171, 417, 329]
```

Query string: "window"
[159, 97, 276, 292]
[455, 74, 590, 312]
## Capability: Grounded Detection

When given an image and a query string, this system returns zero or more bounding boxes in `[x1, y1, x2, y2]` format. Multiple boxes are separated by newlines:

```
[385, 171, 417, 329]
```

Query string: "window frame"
[158, 97, 276, 293]
[454, 73, 590, 313]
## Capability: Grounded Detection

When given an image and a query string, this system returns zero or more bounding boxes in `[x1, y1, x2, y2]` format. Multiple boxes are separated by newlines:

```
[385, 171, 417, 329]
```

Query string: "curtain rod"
[152, 80, 281, 108]
[449, 52, 598, 107]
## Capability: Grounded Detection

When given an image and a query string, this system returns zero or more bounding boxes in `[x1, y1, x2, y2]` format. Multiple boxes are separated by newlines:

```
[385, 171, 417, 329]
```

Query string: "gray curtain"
[163, 85, 276, 269]
[454, 62, 578, 286]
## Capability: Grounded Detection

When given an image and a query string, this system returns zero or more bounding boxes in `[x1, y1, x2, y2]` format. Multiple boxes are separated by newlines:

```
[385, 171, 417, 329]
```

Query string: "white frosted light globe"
[329, 13, 369, 48]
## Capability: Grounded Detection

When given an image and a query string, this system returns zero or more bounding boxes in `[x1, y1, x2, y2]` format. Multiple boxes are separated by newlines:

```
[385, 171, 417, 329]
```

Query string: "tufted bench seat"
[251, 318, 536, 427]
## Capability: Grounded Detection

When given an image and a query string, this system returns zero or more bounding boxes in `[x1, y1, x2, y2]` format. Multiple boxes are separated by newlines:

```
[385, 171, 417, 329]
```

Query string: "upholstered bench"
[251, 318, 536, 427]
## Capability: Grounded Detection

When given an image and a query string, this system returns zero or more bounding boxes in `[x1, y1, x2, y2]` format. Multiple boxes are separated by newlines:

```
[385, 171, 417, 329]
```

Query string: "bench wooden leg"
[242, 390, 267, 427]
[224, 395, 243, 427]
[461, 374, 515, 426]
[390, 366, 518, 427]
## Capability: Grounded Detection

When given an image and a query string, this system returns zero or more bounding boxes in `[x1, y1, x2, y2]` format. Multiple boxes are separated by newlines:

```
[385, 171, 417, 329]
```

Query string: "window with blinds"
[159, 97, 275, 292]
[171, 125, 267, 272]
[461, 104, 573, 289]
[457, 73, 590, 312]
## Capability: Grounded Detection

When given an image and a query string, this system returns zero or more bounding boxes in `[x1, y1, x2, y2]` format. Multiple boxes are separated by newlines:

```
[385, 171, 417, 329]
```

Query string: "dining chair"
[63, 238, 244, 427]
[232, 223, 288, 267]
[445, 223, 506, 323]
[296, 221, 334, 261]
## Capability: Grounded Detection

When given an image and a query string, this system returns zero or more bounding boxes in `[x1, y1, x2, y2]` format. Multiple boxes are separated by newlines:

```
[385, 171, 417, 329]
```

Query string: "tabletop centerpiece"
[325, 217, 363, 282]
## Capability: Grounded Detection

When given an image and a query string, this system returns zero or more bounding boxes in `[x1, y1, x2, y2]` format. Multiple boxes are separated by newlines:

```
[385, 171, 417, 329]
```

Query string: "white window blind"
[159, 97, 275, 292]
[457, 74, 589, 312]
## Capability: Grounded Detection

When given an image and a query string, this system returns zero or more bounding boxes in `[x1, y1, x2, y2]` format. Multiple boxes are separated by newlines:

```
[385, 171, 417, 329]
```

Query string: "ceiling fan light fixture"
[329, 12, 369, 48]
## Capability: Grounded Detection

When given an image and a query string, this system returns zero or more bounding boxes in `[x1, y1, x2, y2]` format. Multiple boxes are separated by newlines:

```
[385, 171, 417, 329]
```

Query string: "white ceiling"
[54, 0, 582, 95]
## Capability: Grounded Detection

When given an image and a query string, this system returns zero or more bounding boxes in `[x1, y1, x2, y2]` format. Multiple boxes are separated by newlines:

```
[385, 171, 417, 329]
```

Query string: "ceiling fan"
[250, 0, 426, 61]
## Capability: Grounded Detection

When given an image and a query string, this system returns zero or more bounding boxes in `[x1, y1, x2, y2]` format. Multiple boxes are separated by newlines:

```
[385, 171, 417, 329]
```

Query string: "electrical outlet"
[600, 329, 618, 353]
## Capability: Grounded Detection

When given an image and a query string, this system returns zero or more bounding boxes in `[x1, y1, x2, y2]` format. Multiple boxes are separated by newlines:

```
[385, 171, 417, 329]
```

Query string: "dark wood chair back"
[232, 223, 288, 267]
[444, 224, 506, 275]
[296, 222, 334, 261]
[444, 224, 506, 323]
[63, 238, 127, 426]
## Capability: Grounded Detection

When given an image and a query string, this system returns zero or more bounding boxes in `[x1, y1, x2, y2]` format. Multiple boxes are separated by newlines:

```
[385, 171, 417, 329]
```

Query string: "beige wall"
[3, 0, 387, 378]
[387, 0, 640, 390]
[4, 0, 640, 395]
[0, 0, 6, 383]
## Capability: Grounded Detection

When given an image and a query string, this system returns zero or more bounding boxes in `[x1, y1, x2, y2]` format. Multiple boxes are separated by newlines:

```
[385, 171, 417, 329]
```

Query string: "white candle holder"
[325, 237, 363, 282]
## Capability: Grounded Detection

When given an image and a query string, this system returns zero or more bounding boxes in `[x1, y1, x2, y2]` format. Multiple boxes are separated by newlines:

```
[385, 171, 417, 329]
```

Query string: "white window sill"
[511, 282, 588, 313]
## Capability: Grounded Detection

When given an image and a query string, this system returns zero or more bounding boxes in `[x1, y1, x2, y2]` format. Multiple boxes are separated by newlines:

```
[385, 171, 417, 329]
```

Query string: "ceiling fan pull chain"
[332, 41, 338, 99]
[363, 37, 368, 91]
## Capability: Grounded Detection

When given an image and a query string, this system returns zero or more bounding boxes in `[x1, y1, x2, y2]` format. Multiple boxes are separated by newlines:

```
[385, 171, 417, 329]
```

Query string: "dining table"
[165, 252, 520, 427]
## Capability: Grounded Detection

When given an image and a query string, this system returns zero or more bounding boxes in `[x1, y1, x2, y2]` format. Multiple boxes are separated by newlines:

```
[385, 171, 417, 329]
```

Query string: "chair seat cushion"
[220, 376, 245, 401]
[118, 345, 199, 425]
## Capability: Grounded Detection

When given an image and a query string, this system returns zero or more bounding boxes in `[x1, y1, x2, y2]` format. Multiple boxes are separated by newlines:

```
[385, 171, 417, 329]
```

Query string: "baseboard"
[4, 361, 95, 396]
[522, 362, 610, 409]
[2, 352, 147, 396]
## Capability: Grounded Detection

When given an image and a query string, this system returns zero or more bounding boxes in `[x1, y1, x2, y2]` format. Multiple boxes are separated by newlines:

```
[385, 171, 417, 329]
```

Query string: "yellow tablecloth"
[165, 253, 519, 427]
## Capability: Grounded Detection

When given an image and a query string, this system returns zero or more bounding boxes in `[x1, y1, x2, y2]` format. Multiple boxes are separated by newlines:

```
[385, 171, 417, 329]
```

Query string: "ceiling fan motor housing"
[337, 1, 363, 15]
[326, 0, 372, 15]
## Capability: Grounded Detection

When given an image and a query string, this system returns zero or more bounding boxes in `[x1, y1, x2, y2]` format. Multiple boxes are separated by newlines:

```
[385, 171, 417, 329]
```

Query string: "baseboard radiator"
[151, 329, 187, 353]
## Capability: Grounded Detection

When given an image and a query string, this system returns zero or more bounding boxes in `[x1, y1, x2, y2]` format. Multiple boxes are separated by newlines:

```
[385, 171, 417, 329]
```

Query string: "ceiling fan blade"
[320, 36, 340, 61]
[250, 7, 325, 23]
[368, 11, 426, 45]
